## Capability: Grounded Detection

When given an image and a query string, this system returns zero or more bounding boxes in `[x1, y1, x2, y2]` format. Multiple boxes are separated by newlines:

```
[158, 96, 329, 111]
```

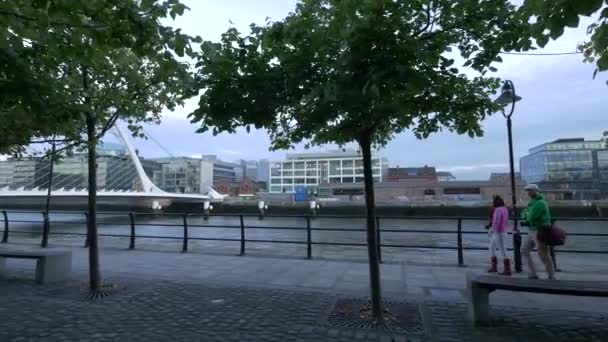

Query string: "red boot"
[488, 257, 498, 273]
[499, 259, 512, 276]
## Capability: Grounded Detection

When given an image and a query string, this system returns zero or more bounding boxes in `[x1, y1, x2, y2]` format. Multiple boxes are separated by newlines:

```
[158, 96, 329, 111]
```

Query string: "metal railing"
[1, 210, 607, 267]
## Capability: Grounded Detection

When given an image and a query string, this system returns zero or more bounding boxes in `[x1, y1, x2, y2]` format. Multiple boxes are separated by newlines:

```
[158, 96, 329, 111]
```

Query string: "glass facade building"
[269, 150, 384, 193]
[520, 138, 608, 200]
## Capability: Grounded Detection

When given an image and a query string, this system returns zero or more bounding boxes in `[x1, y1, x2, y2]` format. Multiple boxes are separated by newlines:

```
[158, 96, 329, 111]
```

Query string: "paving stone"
[1, 247, 608, 342]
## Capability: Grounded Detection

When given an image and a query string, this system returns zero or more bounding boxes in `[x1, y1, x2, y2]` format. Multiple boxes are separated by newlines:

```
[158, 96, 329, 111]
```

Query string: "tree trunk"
[41, 143, 55, 248]
[359, 133, 383, 321]
[84, 68, 102, 292]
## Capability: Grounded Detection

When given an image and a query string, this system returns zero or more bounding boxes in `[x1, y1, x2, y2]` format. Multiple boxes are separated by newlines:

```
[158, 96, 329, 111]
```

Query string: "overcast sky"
[124, 0, 608, 180]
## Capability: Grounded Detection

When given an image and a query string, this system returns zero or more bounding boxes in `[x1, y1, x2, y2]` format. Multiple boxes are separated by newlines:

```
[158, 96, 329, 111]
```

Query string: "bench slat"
[468, 273, 608, 297]
[0, 254, 44, 259]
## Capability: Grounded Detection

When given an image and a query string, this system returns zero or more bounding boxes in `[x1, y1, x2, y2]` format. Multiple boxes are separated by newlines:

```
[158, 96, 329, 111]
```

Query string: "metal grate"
[323, 297, 426, 335]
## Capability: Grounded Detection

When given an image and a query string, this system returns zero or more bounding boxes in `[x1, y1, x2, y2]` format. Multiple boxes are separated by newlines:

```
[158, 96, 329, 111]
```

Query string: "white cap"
[524, 184, 539, 191]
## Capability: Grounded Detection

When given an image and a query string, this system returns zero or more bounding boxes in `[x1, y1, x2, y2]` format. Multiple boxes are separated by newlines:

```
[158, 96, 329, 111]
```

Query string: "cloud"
[219, 149, 242, 156]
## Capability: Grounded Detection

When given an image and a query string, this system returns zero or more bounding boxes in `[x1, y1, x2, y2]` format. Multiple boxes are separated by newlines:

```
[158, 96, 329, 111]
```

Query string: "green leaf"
[597, 55, 608, 71]
[536, 34, 549, 47]
[573, 0, 604, 16]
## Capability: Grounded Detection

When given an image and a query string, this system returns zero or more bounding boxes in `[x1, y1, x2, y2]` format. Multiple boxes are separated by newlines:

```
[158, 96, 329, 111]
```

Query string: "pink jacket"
[492, 206, 509, 233]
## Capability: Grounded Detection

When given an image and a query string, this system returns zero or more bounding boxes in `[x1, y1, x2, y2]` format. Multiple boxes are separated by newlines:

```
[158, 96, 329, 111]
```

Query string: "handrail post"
[83, 212, 90, 248]
[128, 213, 136, 250]
[41, 211, 50, 247]
[182, 214, 188, 253]
[376, 216, 382, 264]
[457, 218, 464, 267]
[306, 216, 312, 259]
[239, 214, 245, 255]
[1, 210, 8, 243]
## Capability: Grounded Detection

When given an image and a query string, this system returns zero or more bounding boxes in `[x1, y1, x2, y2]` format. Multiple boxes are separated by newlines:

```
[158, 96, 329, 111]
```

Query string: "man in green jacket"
[522, 184, 555, 279]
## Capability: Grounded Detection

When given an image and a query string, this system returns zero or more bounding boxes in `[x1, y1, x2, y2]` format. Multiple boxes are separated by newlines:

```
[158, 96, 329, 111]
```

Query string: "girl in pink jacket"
[488, 195, 511, 275]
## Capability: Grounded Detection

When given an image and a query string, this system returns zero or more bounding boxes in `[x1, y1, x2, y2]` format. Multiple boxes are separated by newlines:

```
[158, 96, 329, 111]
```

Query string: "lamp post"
[495, 80, 523, 273]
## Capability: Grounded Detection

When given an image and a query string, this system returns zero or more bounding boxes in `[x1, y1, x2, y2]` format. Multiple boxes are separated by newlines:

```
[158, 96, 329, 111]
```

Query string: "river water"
[3, 211, 607, 272]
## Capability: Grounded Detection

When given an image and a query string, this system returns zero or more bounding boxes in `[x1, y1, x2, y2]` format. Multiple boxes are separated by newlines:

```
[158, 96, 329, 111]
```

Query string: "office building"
[0, 143, 141, 191]
[386, 166, 437, 182]
[0, 158, 37, 189]
[236, 159, 270, 189]
[152, 157, 203, 194]
[257, 159, 270, 184]
[436, 171, 456, 182]
[151, 155, 240, 194]
[520, 138, 608, 200]
[269, 150, 385, 193]
[373, 172, 524, 203]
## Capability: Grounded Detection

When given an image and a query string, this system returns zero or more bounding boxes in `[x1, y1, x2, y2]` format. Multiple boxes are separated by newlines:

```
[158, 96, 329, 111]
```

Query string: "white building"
[151, 155, 241, 194]
[269, 150, 385, 193]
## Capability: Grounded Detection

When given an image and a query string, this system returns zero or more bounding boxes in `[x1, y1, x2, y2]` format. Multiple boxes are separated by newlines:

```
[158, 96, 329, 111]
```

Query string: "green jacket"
[524, 194, 551, 231]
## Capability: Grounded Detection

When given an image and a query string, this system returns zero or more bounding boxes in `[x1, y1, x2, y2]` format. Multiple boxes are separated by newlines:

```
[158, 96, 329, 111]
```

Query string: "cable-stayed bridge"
[0, 126, 223, 210]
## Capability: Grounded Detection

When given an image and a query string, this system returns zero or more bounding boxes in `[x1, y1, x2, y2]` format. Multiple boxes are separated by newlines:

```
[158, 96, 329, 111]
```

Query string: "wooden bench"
[467, 272, 608, 325]
[0, 248, 72, 284]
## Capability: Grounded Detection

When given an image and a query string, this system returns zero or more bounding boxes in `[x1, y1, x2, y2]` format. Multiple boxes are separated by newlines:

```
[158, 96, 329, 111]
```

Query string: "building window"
[294, 162, 305, 169]
[444, 187, 481, 195]
[355, 177, 365, 183]
[283, 162, 293, 170]
[271, 178, 281, 184]
[306, 178, 318, 184]
[283, 178, 293, 184]
[306, 161, 316, 168]
[295, 178, 305, 184]
[329, 161, 340, 175]
[330, 177, 341, 183]
[342, 160, 353, 168]
[270, 186, 282, 192]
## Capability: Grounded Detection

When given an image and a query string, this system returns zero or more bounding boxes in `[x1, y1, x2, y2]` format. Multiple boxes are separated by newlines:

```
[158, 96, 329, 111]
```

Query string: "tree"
[1, 0, 199, 296]
[520, 0, 608, 81]
[191, 0, 527, 320]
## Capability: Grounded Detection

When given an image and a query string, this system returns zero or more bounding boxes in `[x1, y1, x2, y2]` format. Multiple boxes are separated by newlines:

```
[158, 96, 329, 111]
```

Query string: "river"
[3, 211, 607, 272]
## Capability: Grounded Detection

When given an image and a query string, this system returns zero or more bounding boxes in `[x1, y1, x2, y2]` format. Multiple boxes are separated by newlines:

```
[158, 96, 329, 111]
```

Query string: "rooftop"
[286, 149, 363, 160]
[528, 138, 605, 154]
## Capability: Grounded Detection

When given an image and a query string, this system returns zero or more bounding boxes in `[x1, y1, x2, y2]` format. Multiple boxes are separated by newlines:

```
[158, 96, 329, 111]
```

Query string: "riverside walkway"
[1, 245, 607, 341]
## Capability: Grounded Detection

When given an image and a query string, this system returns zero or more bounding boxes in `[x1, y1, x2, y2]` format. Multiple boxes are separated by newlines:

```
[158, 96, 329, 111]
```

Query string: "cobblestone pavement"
[1, 275, 607, 342]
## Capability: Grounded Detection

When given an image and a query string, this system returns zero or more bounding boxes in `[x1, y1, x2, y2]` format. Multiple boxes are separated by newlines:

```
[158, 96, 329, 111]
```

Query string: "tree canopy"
[520, 0, 608, 80]
[191, 0, 529, 149]
[0, 0, 199, 154]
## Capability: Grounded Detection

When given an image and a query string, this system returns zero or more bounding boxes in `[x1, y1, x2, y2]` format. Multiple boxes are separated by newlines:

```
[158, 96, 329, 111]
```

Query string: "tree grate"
[323, 297, 426, 335]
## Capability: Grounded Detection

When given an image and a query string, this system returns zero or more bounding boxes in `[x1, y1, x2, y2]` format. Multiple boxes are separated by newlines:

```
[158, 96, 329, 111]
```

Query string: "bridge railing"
[1, 210, 607, 268]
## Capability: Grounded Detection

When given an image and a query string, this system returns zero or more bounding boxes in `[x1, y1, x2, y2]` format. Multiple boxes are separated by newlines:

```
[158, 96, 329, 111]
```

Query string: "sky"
[124, 0, 608, 180]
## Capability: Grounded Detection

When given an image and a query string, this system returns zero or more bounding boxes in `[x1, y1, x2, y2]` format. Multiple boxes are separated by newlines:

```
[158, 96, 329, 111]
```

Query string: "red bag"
[537, 225, 567, 246]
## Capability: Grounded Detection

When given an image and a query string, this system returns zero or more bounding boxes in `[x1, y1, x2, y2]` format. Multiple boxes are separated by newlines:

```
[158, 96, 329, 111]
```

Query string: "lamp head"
[494, 81, 522, 106]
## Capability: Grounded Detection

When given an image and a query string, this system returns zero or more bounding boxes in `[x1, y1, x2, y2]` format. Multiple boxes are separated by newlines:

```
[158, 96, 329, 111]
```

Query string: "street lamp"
[495, 80, 523, 273]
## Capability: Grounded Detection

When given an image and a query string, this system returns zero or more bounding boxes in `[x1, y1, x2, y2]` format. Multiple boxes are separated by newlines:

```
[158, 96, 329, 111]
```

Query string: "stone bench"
[467, 272, 608, 325]
[0, 248, 72, 284]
